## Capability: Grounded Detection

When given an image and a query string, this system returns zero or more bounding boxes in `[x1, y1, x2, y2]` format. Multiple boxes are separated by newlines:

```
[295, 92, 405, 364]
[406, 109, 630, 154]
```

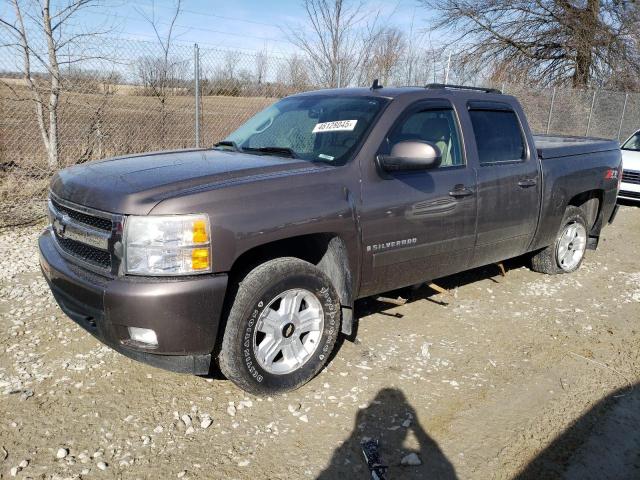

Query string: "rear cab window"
[468, 101, 527, 165]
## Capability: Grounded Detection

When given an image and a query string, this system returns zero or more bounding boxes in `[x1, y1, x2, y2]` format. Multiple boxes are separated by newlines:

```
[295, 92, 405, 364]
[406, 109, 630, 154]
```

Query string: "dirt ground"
[1, 205, 639, 480]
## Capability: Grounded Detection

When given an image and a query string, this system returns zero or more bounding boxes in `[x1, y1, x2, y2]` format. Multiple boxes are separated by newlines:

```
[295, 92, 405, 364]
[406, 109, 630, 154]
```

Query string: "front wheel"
[218, 257, 341, 395]
[531, 205, 588, 274]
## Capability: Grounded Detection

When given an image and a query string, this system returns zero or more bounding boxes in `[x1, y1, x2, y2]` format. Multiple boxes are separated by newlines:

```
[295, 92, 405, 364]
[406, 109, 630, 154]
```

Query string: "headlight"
[124, 214, 211, 275]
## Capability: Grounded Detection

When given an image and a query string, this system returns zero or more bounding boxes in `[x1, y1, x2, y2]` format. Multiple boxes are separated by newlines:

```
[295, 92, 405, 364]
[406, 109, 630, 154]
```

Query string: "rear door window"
[469, 109, 526, 164]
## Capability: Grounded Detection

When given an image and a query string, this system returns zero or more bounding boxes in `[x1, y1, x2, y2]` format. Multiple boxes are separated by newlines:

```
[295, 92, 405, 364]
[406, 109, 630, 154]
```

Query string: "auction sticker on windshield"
[312, 120, 358, 133]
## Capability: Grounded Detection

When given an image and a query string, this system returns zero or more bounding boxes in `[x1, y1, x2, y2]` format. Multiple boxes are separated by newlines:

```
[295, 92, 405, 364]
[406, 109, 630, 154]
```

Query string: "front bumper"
[39, 230, 228, 374]
[618, 180, 640, 202]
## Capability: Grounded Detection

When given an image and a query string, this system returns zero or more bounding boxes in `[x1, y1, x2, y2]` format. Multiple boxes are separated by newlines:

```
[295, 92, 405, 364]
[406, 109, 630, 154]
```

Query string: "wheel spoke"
[258, 309, 282, 335]
[279, 292, 303, 318]
[257, 335, 282, 365]
[557, 244, 567, 260]
[296, 308, 322, 333]
[282, 339, 306, 365]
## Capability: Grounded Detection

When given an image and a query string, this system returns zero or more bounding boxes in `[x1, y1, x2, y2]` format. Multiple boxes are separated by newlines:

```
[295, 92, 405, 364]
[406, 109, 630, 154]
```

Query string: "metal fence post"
[546, 87, 556, 135]
[585, 89, 597, 137]
[617, 93, 629, 141]
[194, 43, 201, 148]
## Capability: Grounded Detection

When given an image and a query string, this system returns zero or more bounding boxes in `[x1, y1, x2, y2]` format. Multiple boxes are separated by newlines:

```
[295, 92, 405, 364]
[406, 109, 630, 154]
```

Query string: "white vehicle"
[620, 130, 640, 202]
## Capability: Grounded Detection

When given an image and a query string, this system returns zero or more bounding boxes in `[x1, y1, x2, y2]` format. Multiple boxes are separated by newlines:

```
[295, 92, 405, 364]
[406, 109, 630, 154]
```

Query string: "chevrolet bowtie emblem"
[53, 214, 69, 238]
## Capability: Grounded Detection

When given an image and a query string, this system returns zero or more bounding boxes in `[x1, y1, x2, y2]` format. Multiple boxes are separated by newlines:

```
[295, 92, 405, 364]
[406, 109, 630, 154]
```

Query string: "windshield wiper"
[213, 140, 243, 152]
[243, 146, 297, 158]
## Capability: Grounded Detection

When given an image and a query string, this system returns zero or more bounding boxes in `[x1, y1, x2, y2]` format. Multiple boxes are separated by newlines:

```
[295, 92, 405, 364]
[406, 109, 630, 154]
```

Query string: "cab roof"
[292, 84, 509, 102]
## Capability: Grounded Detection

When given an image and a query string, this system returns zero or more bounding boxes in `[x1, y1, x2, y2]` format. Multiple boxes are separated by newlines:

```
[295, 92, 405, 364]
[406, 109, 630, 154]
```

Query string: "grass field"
[1, 83, 276, 170]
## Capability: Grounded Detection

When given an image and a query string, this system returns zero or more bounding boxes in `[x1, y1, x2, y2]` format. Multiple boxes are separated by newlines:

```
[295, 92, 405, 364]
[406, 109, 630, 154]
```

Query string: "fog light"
[128, 327, 158, 346]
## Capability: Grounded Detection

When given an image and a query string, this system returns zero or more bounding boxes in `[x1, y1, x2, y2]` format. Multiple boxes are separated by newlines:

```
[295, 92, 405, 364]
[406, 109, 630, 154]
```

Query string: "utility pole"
[546, 88, 556, 135]
[444, 50, 452, 84]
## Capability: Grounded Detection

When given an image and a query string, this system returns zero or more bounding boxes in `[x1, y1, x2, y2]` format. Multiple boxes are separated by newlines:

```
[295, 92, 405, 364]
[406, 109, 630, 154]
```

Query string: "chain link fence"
[1, 36, 639, 224]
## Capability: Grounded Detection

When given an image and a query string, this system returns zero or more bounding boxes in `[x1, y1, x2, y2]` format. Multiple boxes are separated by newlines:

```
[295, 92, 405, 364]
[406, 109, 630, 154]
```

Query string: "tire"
[531, 205, 588, 275]
[218, 257, 341, 395]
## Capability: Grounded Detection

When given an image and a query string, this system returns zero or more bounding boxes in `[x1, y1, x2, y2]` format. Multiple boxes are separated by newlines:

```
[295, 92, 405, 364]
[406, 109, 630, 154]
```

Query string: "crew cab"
[39, 84, 622, 395]
[619, 129, 640, 202]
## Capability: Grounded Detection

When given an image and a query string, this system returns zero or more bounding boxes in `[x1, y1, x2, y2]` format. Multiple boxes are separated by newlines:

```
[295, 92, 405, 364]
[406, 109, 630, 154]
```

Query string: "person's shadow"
[317, 387, 457, 479]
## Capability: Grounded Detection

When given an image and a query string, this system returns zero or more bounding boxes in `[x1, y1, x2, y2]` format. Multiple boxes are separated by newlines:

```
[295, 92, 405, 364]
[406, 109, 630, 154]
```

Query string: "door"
[359, 100, 477, 296]
[467, 102, 540, 267]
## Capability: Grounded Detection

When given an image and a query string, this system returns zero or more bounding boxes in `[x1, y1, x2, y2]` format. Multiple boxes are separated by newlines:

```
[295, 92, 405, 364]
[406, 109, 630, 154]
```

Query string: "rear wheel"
[218, 257, 341, 395]
[531, 205, 588, 274]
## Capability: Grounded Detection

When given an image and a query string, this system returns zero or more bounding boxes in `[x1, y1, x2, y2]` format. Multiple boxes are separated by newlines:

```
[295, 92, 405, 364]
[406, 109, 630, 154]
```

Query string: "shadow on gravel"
[316, 387, 457, 479]
[515, 382, 640, 480]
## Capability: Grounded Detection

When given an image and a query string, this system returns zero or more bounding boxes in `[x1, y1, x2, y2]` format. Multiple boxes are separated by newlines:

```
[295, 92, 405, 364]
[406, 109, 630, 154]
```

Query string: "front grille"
[622, 170, 640, 185]
[55, 235, 112, 269]
[51, 198, 113, 231]
[48, 194, 120, 274]
[619, 190, 640, 199]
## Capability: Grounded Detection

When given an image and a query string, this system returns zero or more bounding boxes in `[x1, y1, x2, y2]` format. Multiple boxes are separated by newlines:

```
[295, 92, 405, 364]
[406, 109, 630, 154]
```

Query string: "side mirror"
[377, 141, 442, 172]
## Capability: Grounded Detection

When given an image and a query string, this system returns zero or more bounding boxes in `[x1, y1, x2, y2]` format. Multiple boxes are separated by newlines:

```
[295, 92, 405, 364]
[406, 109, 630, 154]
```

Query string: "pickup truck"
[39, 84, 622, 395]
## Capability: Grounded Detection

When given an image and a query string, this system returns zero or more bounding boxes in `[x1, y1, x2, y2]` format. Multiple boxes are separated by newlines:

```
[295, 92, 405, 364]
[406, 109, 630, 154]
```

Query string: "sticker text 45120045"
[312, 120, 358, 133]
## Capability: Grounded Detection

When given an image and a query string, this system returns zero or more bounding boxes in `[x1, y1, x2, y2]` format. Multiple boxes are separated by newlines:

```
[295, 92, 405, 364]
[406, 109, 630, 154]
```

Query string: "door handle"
[518, 178, 537, 188]
[449, 185, 474, 198]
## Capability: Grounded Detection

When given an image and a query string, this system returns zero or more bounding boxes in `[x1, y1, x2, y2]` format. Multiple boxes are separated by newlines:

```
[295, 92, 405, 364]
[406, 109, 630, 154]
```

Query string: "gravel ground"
[1, 206, 639, 480]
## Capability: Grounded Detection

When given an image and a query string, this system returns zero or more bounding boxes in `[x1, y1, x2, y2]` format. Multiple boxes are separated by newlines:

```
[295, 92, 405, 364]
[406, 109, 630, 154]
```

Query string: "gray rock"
[400, 453, 422, 466]
[56, 447, 68, 459]
[181, 414, 192, 427]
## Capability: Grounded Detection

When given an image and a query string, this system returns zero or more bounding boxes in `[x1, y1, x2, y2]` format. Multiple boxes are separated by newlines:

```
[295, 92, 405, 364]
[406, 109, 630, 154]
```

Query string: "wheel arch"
[223, 233, 355, 336]
[567, 189, 603, 248]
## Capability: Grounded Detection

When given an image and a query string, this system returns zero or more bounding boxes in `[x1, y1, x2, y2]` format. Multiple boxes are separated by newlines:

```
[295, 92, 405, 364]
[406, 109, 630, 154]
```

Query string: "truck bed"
[534, 135, 620, 160]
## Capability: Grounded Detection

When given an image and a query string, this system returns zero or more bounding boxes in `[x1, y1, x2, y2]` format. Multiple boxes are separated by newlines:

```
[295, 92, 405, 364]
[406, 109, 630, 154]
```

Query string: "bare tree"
[254, 47, 269, 85]
[276, 53, 311, 92]
[422, 0, 640, 88]
[0, 0, 110, 169]
[360, 27, 406, 85]
[287, 0, 382, 87]
[135, 0, 184, 147]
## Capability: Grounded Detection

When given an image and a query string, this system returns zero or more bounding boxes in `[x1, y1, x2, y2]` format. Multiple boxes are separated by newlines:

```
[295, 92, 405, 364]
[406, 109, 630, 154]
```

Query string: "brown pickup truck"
[39, 84, 621, 394]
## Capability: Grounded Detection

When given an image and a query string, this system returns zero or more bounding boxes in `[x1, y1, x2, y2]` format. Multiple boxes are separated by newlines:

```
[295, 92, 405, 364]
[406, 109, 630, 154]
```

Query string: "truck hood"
[622, 149, 640, 172]
[50, 149, 322, 214]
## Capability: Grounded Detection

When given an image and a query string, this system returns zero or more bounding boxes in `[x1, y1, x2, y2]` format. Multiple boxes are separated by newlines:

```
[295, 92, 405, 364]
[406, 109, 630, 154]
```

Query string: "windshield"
[622, 132, 640, 151]
[220, 95, 388, 165]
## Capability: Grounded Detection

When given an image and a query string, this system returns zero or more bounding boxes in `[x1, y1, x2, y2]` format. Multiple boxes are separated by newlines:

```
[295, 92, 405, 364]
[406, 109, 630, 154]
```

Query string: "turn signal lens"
[192, 219, 208, 243]
[191, 248, 210, 270]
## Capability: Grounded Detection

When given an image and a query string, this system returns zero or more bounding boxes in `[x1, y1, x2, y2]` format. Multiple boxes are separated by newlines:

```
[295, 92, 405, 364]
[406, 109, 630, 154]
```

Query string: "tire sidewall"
[554, 208, 588, 273]
[234, 269, 340, 392]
